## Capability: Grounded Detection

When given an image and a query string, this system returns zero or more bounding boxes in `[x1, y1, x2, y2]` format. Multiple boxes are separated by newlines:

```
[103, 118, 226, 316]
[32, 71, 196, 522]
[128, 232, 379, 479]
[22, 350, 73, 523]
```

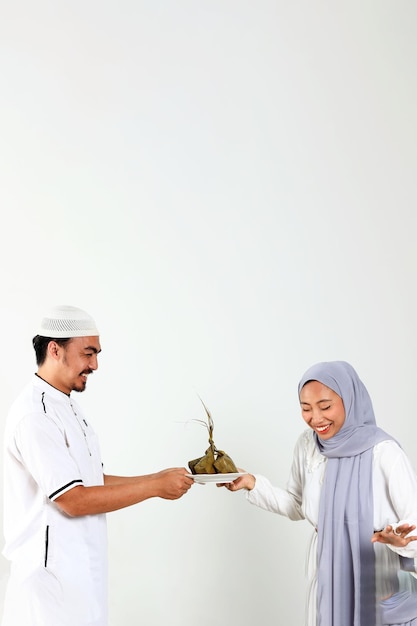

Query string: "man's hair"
[32, 335, 72, 366]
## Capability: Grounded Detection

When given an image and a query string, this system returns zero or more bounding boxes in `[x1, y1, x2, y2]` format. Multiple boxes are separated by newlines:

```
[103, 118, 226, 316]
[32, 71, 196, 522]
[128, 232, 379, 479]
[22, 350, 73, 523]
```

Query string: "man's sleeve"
[13, 412, 84, 501]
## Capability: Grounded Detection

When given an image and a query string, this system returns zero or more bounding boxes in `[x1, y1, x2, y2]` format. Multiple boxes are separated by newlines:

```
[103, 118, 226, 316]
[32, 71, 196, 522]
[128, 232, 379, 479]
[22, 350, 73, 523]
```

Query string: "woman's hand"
[371, 523, 417, 547]
[217, 470, 256, 492]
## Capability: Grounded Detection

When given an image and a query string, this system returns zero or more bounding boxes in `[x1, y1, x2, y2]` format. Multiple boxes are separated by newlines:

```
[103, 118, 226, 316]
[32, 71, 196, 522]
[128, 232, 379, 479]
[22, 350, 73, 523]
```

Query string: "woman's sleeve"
[245, 434, 305, 521]
[378, 441, 417, 558]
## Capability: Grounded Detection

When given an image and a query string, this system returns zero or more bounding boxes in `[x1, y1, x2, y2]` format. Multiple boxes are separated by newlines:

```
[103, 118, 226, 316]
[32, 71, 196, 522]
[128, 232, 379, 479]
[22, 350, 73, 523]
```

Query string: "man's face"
[56, 336, 101, 394]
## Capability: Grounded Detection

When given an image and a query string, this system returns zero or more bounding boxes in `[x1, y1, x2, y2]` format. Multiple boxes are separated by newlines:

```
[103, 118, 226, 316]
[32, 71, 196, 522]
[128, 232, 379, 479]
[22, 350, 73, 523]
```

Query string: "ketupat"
[188, 397, 238, 474]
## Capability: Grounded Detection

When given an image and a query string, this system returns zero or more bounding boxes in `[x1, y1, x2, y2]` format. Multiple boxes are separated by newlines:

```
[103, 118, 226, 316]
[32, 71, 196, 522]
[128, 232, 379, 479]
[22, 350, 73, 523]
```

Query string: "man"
[1, 305, 193, 626]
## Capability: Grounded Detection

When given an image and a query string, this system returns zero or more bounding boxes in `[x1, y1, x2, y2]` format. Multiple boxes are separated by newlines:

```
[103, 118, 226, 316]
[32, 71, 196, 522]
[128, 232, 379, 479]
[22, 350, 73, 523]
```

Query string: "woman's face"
[299, 380, 346, 440]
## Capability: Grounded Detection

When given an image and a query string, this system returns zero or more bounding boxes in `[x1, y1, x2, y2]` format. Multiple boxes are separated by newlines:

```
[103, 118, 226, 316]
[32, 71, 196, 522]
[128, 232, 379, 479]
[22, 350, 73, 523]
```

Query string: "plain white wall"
[1, 1, 417, 624]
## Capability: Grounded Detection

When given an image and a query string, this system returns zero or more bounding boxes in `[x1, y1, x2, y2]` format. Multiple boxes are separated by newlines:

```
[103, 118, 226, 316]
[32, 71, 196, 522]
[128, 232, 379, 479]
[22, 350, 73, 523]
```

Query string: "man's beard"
[71, 375, 89, 393]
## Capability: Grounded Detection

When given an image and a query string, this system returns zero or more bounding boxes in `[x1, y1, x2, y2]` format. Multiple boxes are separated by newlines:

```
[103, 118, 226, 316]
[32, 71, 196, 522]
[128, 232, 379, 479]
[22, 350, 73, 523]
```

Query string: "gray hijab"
[298, 361, 393, 626]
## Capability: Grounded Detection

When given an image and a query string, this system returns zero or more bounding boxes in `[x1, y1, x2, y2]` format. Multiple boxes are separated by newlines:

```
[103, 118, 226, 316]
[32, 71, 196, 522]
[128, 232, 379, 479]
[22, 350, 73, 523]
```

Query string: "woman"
[225, 361, 417, 625]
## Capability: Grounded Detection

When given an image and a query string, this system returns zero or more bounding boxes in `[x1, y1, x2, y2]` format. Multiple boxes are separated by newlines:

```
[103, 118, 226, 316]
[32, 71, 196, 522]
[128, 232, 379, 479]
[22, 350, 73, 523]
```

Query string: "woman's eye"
[322, 405, 331, 411]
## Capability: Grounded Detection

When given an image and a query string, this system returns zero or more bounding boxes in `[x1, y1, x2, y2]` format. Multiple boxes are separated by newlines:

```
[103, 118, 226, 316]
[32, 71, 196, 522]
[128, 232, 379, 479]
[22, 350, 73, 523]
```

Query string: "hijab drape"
[298, 361, 393, 626]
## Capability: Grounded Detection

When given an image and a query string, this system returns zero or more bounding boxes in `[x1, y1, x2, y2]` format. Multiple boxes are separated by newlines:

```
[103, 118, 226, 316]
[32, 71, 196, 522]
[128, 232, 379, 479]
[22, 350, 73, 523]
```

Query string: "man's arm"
[55, 468, 193, 516]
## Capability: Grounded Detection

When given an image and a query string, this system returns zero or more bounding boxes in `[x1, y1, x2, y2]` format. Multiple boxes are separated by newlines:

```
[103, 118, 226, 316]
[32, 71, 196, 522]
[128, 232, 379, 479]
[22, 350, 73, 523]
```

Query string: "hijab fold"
[298, 361, 393, 626]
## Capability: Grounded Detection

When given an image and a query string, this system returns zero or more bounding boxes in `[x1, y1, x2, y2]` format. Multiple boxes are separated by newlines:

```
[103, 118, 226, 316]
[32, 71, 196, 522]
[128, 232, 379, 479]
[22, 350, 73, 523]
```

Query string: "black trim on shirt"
[44, 525, 49, 567]
[49, 479, 83, 500]
[35, 373, 71, 397]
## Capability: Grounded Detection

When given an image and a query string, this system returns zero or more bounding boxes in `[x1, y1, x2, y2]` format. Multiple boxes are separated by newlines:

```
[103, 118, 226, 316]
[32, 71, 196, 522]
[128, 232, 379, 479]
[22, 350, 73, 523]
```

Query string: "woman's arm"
[372, 441, 417, 556]
[221, 432, 309, 521]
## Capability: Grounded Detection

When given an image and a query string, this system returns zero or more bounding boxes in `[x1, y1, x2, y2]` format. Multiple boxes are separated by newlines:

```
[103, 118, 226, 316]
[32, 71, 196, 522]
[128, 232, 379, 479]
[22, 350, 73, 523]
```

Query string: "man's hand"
[152, 468, 194, 500]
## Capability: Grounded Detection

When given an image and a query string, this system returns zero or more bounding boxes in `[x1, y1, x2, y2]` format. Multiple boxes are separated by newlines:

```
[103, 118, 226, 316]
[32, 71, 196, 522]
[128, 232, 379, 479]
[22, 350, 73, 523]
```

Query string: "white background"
[1, 2, 417, 624]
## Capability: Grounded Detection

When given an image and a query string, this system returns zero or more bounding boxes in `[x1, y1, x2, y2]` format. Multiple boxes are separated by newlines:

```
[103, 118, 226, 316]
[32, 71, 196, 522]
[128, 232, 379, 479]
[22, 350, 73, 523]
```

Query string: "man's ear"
[47, 341, 61, 360]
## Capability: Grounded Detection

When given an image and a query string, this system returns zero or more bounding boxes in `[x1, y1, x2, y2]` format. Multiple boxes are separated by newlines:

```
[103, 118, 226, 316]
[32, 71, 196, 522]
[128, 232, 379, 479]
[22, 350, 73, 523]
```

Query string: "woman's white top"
[246, 429, 417, 626]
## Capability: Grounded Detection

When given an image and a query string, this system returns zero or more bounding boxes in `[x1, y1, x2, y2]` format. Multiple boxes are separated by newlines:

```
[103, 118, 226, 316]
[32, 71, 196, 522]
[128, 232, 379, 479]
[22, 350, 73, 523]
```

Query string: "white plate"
[188, 472, 247, 484]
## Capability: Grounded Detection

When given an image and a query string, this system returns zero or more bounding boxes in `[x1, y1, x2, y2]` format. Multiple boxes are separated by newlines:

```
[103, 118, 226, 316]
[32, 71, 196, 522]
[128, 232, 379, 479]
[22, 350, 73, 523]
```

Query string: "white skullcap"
[37, 305, 99, 338]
